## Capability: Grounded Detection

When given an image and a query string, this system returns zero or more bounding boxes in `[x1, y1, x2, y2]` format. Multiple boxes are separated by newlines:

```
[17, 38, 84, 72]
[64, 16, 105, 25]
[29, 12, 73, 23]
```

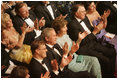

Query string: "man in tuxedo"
[12, 2, 45, 45]
[29, 40, 94, 78]
[67, 4, 116, 77]
[40, 28, 97, 78]
[34, 1, 61, 28]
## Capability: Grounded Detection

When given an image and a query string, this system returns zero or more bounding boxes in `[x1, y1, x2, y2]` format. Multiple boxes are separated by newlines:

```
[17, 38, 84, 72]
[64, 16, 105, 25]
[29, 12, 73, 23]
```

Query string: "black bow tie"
[52, 44, 58, 49]
[46, 3, 51, 7]
[41, 60, 44, 64]
[80, 20, 83, 23]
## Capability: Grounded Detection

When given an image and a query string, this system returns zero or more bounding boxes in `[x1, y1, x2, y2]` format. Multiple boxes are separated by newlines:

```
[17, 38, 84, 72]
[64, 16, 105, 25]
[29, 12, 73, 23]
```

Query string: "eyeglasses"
[38, 48, 47, 50]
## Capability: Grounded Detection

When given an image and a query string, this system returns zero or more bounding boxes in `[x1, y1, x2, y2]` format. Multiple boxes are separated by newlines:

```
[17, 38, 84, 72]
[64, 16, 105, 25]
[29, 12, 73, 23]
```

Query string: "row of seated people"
[1, 1, 117, 78]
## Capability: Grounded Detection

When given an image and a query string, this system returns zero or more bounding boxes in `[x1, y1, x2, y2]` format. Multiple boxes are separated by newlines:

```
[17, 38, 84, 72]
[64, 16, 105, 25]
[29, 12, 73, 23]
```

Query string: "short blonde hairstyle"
[1, 13, 11, 30]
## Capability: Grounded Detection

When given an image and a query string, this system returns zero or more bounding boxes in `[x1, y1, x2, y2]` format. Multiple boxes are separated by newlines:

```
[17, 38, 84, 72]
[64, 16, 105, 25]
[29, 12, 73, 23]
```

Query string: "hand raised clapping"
[62, 42, 69, 56]
[21, 22, 34, 33]
[34, 17, 45, 29]
[60, 55, 72, 68]
[51, 59, 58, 71]
[69, 42, 79, 55]
[40, 72, 51, 78]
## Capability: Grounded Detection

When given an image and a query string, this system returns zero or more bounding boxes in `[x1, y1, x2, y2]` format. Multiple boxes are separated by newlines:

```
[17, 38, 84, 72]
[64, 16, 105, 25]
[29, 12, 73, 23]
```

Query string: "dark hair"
[10, 66, 29, 78]
[15, 2, 27, 14]
[52, 18, 68, 34]
[84, 1, 97, 10]
[72, 4, 84, 15]
[31, 40, 45, 55]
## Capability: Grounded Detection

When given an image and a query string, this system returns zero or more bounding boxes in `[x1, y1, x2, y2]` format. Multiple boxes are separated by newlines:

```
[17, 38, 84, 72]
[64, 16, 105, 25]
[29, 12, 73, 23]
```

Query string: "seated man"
[12, 2, 45, 45]
[29, 40, 95, 78]
[67, 4, 116, 77]
[40, 28, 102, 77]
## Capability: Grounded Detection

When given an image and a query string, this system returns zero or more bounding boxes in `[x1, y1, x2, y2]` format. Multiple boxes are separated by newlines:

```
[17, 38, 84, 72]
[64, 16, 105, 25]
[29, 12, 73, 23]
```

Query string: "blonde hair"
[1, 13, 11, 30]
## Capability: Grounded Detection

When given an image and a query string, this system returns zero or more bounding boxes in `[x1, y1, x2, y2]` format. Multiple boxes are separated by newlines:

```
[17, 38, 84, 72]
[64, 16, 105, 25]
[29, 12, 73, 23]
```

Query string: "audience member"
[34, 1, 61, 28]
[52, 18, 102, 77]
[85, 1, 117, 51]
[10, 66, 30, 78]
[67, 4, 116, 77]
[40, 28, 96, 78]
[96, 1, 117, 34]
[1, 1, 117, 78]
[12, 2, 45, 45]
[1, 13, 32, 64]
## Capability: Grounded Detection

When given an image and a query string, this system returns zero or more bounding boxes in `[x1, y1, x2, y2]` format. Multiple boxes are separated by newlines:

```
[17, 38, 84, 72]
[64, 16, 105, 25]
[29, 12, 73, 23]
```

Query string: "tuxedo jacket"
[46, 43, 63, 65]
[34, 2, 61, 28]
[68, 16, 94, 42]
[28, 58, 54, 78]
[45, 43, 95, 78]
[67, 16, 116, 74]
[12, 10, 36, 45]
[1, 44, 10, 77]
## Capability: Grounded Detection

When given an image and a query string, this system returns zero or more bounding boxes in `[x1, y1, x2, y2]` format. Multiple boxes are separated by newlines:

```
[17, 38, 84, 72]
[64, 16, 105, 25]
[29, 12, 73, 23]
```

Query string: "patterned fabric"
[92, 19, 117, 51]
[10, 44, 32, 64]
[56, 34, 102, 78]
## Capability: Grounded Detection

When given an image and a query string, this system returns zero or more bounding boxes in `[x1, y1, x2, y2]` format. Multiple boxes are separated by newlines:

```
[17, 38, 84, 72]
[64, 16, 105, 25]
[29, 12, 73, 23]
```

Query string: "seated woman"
[51, 17, 102, 78]
[85, 1, 117, 51]
[1, 13, 33, 64]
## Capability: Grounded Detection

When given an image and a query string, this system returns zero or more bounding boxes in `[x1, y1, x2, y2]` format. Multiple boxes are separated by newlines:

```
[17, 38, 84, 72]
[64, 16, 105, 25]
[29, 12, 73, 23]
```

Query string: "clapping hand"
[62, 42, 69, 56]
[21, 22, 34, 33]
[39, 17, 45, 27]
[69, 42, 79, 55]
[56, 14, 68, 20]
[103, 9, 111, 19]
[34, 17, 45, 29]
[40, 72, 51, 78]
[60, 55, 72, 68]
[78, 31, 88, 41]
[93, 21, 104, 35]
[51, 59, 58, 71]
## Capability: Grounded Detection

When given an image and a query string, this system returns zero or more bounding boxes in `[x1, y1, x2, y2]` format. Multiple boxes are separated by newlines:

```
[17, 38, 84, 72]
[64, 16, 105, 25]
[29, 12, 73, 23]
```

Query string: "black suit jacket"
[45, 43, 95, 78]
[12, 10, 36, 45]
[29, 58, 54, 78]
[46, 43, 63, 65]
[68, 16, 94, 42]
[34, 2, 60, 28]
[1, 44, 10, 77]
[68, 16, 116, 76]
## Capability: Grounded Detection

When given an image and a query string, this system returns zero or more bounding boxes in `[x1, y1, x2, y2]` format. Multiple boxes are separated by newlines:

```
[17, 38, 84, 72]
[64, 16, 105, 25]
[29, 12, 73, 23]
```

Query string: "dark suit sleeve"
[67, 21, 80, 42]
[80, 33, 97, 46]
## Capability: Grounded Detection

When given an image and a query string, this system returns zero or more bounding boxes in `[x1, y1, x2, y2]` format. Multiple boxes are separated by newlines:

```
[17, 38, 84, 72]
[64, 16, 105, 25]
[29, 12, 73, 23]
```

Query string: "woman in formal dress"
[51, 17, 102, 78]
[85, 1, 117, 51]
[1, 13, 33, 64]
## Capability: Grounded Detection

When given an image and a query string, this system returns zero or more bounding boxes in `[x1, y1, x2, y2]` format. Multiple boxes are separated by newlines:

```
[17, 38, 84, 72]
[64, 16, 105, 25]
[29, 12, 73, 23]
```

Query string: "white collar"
[75, 16, 82, 23]
[46, 43, 54, 48]
[34, 57, 43, 63]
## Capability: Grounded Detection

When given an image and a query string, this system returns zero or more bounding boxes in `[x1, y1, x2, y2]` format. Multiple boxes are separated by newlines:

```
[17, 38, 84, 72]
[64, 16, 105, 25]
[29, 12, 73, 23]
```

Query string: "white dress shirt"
[46, 4, 55, 20]
[34, 29, 42, 38]
[34, 57, 49, 71]
[75, 16, 91, 34]
[24, 18, 34, 27]
[46, 44, 61, 56]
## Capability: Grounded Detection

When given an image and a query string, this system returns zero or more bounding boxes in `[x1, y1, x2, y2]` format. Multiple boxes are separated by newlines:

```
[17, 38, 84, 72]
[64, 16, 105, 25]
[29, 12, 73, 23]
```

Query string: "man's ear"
[35, 49, 39, 54]
[75, 12, 78, 16]
[45, 37, 49, 41]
